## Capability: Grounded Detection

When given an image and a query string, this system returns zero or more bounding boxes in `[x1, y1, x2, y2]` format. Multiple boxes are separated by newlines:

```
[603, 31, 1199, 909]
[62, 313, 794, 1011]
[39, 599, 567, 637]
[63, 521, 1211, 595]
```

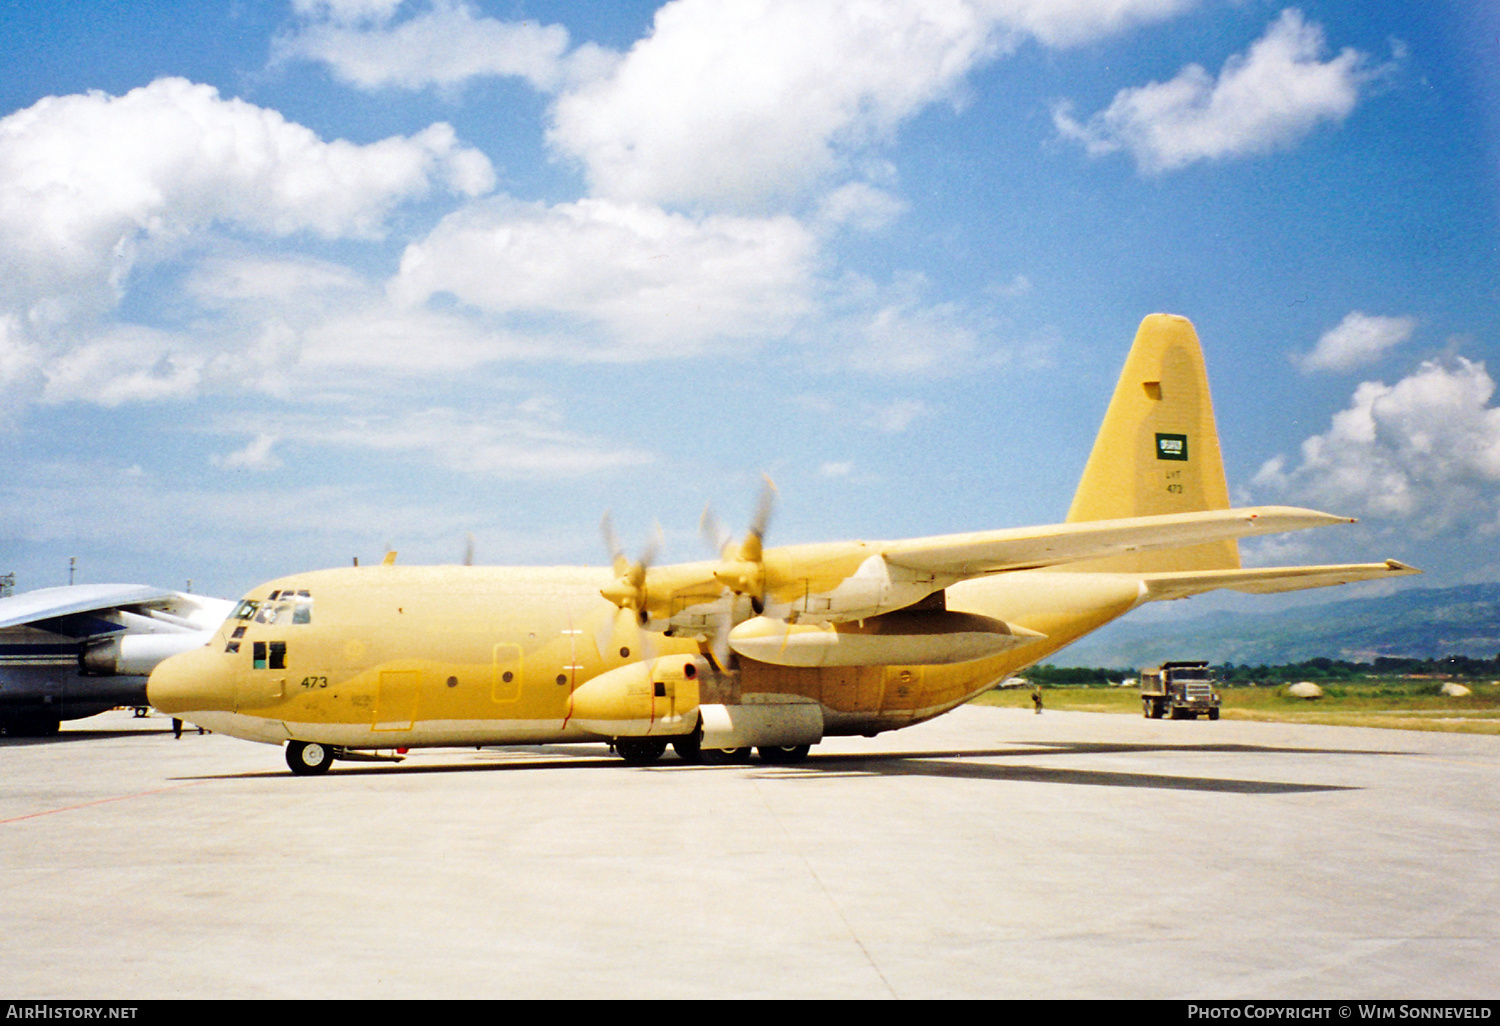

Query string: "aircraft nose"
[148, 644, 234, 715]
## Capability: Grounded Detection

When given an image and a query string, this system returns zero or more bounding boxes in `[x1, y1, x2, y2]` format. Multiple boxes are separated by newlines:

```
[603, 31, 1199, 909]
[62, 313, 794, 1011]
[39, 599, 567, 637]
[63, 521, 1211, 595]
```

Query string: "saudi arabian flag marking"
[1156, 433, 1188, 461]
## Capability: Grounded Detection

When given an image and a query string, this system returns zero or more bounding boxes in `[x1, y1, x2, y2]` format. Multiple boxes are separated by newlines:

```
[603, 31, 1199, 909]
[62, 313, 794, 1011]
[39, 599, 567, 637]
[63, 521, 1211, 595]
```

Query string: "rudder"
[1065, 314, 1240, 573]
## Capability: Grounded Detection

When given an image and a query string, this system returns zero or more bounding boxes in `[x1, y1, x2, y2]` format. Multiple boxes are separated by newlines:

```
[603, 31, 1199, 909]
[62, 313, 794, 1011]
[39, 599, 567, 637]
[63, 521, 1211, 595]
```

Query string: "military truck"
[1141, 660, 1221, 720]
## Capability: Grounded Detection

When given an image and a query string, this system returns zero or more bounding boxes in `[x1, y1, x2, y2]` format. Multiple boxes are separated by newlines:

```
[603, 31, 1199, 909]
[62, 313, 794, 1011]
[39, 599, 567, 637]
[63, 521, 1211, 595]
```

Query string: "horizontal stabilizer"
[1140, 560, 1421, 603]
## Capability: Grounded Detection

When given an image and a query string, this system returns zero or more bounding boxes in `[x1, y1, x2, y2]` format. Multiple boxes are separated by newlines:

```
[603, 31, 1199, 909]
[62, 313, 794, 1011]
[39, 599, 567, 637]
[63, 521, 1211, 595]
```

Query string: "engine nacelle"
[80, 632, 215, 676]
[567, 654, 705, 738]
[727, 609, 1043, 668]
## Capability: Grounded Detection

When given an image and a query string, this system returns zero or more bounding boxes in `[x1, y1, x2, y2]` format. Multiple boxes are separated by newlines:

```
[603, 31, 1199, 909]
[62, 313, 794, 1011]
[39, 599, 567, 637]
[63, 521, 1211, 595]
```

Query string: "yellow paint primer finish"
[1066, 313, 1238, 574]
[149, 314, 1421, 765]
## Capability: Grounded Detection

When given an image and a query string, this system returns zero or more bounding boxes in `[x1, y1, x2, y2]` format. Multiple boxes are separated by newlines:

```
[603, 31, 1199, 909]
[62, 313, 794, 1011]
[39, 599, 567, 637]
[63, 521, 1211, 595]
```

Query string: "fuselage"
[148, 564, 1148, 750]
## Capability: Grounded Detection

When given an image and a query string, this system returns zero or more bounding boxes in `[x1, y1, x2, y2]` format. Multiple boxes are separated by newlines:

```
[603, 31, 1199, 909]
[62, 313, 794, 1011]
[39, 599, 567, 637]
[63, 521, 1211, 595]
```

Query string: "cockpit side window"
[252, 641, 287, 670]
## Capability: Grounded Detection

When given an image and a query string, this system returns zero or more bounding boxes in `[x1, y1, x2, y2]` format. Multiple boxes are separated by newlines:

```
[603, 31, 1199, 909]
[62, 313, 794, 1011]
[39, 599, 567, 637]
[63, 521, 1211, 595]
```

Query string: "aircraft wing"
[1137, 560, 1421, 602]
[657, 505, 1366, 629]
[878, 506, 1354, 577]
[0, 584, 181, 631]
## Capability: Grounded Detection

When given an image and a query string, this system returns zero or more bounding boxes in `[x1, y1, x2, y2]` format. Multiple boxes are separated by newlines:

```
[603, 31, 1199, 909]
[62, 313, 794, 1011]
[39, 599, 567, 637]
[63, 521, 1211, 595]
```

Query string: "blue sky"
[1, 0, 1496, 606]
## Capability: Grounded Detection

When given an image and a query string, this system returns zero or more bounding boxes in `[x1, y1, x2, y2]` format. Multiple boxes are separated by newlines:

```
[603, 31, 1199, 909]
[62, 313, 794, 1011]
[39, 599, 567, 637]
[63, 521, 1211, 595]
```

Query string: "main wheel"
[616, 737, 668, 766]
[286, 740, 334, 775]
[671, 731, 703, 763]
[1208, 708, 1220, 721]
[757, 744, 810, 765]
[702, 746, 753, 765]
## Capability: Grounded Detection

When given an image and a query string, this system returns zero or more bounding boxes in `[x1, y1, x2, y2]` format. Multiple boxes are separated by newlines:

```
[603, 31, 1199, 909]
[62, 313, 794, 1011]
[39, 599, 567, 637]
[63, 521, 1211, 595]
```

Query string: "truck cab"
[1141, 660, 1221, 720]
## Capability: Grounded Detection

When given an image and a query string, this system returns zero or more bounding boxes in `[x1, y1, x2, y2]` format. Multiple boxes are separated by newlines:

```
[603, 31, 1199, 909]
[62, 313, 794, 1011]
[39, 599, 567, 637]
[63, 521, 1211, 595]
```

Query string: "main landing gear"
[286, 739, 335, 775]
[611, 738, 810, 766]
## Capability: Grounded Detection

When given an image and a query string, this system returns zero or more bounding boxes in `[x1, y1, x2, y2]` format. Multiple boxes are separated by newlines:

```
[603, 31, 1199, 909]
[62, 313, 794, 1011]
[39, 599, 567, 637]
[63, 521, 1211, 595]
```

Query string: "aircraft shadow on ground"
[766, 751, 1356, 794]
[182, 740, 1383, 793]
[1, 728, 171, 745]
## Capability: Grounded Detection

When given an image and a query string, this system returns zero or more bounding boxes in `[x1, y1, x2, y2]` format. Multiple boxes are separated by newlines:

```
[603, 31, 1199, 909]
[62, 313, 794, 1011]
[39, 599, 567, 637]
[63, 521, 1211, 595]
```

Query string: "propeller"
[597, 513, 661, 661]
[699, 475, 778, 666]
[709, 475, 777, 608]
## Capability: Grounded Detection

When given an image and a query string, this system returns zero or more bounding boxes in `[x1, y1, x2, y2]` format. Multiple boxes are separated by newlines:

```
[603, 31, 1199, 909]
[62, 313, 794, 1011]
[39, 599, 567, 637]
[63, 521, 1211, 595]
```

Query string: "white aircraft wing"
[0, 584, 182, 631]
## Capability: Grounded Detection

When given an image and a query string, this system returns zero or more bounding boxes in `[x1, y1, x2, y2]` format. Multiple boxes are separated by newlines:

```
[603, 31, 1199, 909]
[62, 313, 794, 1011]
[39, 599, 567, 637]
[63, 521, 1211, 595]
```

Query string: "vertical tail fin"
[1065, 314, 1240, 573]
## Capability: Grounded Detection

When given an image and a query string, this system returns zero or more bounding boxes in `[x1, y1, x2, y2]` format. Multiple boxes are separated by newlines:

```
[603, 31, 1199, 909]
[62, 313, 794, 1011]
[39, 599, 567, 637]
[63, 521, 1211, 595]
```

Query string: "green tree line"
[1026, 654, 1500, 687]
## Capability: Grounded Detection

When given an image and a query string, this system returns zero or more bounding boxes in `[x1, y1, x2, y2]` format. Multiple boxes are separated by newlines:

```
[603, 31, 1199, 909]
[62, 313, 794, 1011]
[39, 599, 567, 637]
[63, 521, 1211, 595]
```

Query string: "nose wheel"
[286, 740, 335, 775]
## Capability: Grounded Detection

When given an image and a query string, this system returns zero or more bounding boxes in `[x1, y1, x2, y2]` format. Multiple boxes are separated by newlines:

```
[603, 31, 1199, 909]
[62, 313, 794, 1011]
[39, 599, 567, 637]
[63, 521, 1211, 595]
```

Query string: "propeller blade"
[700, 504, 731, 559]
[601, 512, 626, 578]
[748, 474, 777, 550]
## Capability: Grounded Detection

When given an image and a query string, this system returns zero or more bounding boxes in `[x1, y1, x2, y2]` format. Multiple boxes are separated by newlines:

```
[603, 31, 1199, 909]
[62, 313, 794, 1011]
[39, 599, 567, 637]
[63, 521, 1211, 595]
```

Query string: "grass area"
[971, 679, 1500, 735]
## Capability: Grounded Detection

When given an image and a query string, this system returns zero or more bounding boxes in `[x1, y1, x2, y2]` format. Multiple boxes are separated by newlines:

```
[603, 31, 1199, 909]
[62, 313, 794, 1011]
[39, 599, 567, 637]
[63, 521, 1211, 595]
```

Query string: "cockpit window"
[254, 596, 313, 625]
[234, 593, 312, 625]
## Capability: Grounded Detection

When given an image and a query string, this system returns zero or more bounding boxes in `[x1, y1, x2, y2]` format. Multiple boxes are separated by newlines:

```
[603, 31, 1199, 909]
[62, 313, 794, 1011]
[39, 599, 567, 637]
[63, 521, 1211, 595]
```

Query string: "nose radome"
[148, 645, 234, 715]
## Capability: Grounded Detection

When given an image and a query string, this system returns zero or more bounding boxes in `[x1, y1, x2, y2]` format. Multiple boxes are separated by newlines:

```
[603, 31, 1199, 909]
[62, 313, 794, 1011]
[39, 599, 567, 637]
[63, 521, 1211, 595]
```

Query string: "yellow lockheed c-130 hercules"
[149, 314, 1418, 774]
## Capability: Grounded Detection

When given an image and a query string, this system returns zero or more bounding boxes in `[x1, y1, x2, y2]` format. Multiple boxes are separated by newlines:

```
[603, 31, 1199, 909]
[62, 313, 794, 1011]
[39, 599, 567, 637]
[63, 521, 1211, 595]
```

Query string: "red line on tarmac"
[0, 783, 195, 825]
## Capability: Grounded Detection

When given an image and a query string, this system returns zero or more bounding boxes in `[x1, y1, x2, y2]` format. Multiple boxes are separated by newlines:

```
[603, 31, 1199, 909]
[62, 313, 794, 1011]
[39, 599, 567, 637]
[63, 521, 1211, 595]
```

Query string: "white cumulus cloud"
[277, 0, 615, 93]
[1296, 311, 1417, 373]
[0, 77, 494, 323]
[212, 433, 283, 472]
[547, 0, 1006, 210]
[1055, 8, 1381, 173]
[389, 196, 818, 356]
[1254, 357, 1500, 535]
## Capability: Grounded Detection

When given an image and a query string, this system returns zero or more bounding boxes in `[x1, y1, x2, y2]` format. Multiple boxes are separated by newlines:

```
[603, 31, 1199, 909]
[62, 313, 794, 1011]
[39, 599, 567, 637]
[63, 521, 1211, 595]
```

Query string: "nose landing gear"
[286, 739, 335, 775]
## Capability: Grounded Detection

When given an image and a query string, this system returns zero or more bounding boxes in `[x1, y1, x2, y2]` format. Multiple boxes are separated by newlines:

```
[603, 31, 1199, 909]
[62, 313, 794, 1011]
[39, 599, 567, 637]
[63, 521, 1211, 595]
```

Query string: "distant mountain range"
[1051, 582, 1500, 668]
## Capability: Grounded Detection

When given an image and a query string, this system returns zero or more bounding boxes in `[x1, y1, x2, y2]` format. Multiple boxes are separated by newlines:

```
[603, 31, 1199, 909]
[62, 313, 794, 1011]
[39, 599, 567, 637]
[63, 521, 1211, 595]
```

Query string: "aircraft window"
[233, 600, 260, 620]
[293, 600, 313, 625]
[252, 641, 287, 670]
[226, 642, 240, 654]
[231, 626, 246, 639]
[255, 601, 302, 625]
